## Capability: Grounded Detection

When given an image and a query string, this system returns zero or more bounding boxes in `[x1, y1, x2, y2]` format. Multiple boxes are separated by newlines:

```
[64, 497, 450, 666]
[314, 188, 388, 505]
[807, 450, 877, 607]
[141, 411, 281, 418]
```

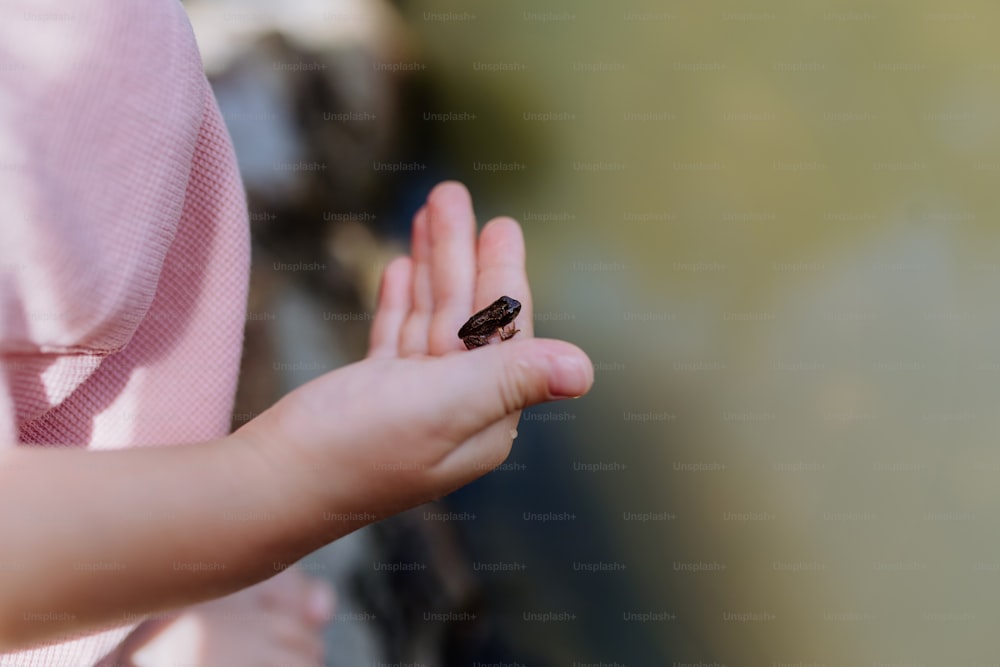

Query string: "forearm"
[0, 434, 339, 650]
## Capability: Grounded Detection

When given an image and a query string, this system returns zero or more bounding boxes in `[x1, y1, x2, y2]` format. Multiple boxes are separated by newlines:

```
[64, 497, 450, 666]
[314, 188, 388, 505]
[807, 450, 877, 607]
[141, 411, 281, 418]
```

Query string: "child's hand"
[241, 182, 593, 529]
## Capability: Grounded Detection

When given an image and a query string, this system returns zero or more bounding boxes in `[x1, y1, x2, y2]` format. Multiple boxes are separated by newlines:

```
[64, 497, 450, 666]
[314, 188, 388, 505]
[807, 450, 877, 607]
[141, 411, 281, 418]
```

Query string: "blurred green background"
[192, 0, 1000, 663]
[411, 2, 1000, 663]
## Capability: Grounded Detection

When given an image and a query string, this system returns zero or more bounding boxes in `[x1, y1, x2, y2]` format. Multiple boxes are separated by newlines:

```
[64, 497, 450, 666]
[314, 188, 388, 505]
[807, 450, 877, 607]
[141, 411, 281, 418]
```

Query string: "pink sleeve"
[0, 0, 250, 663]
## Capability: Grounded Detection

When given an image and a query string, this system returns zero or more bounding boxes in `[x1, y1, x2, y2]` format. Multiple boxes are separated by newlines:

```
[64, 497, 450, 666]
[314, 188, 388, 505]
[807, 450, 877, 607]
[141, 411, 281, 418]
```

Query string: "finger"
[427, 339, 592, 477]
[400, 206, 433, 356]
[425, 181, 478, 354]
[474, 217, 533, 336]
[257, 567, 307, 610]
[268, 613, 326, 663]
[368, 256, 413, 358]
[258, 568, 335, 626]
[367, 338, 592, 466]
[304, 579, 335, 626]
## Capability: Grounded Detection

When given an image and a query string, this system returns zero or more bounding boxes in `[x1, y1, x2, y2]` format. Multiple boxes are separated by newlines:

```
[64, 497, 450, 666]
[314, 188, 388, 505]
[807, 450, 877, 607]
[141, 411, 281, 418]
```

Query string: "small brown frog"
[457, 296, 522, 350]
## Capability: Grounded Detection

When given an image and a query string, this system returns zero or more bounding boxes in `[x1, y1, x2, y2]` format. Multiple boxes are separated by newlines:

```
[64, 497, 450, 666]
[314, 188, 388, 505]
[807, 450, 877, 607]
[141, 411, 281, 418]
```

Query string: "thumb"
[424, 338, 594, 440]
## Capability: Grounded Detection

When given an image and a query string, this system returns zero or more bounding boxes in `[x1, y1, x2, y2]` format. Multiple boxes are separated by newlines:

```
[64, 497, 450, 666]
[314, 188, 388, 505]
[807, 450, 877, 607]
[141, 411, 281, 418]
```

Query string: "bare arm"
[0, 433, 346, 648]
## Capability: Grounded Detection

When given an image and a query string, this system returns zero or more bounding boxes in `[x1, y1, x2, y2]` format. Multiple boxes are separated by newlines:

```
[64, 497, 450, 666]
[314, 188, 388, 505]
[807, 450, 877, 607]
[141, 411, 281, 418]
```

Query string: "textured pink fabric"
[0, 1, 250, 664]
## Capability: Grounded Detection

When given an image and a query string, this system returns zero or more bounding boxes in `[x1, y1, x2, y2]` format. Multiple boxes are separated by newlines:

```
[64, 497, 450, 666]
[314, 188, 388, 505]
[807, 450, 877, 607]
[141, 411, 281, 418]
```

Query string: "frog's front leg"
[499, 324, 520, 341]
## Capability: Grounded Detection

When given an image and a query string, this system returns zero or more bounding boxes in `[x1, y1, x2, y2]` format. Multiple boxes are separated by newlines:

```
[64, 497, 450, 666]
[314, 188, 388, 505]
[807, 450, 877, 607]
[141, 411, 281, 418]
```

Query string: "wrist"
[232, 408, 370, 554]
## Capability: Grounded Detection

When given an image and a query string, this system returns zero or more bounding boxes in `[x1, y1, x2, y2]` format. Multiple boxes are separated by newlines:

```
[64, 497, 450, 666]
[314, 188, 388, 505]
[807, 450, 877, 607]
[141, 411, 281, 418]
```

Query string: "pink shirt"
[0, 1, 249, 663]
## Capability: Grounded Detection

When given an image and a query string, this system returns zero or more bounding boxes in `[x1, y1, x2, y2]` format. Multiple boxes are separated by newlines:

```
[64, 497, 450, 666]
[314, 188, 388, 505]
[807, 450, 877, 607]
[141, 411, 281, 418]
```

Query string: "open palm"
[246, 182, 591, 527]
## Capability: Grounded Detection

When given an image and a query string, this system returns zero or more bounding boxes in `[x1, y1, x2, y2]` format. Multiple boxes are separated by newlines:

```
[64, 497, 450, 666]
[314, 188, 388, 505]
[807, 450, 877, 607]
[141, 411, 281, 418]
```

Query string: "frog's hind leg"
[463, 334, 490, 349]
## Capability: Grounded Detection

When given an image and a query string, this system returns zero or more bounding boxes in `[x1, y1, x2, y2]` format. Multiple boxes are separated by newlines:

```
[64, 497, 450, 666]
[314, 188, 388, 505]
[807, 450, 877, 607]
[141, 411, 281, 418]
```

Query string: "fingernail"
[548, 354, 593, 398]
